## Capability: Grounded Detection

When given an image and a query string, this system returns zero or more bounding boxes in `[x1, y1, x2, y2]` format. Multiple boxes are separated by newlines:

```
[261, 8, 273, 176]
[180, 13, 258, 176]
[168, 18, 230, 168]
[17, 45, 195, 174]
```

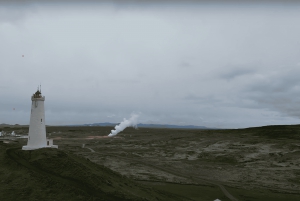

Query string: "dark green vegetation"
[140, 181, 229, 201]
[1, 124, 300, 201]
[245, 125, 300, 139]
[1, 144, 189, 201]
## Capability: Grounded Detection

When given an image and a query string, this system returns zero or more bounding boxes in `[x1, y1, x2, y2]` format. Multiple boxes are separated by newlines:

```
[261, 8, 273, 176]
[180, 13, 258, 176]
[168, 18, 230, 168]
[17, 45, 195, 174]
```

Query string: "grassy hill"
[0, 143, 189, 201]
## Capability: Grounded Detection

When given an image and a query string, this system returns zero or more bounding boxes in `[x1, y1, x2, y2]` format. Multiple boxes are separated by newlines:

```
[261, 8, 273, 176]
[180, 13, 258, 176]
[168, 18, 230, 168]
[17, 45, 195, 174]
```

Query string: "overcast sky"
[1, 1, 300, 128]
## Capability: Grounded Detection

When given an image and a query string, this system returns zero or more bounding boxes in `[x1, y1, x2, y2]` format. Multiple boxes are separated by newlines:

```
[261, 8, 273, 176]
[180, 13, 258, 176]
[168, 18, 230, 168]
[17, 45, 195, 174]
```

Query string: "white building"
[22, 88, 58, 150]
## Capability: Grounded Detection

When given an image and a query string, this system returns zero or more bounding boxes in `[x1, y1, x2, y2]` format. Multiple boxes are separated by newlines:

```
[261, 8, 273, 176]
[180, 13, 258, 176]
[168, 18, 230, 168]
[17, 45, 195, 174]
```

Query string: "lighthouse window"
[41, 118, 42, 122]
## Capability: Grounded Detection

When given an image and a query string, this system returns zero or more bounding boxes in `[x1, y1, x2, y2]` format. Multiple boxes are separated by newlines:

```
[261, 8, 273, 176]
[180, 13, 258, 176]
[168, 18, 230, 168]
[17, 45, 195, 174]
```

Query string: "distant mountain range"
[68, 122, 217, 129]
[1, 122, 217, 129]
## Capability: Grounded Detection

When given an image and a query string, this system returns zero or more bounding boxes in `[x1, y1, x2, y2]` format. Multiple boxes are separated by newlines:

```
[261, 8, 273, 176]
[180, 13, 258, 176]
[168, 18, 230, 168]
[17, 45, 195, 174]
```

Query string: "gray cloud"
[1, 0, 300, 3]
[219, 66, 256, 81]
[179, 61, 192, 68]
[1, 3, 300, 128]
[241, 67, 300, 118]
[184, 93, 222, 105]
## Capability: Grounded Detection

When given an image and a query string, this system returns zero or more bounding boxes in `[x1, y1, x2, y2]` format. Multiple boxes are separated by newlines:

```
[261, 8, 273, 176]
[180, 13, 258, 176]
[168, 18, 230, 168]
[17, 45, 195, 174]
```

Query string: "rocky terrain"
[1, 125, 300, 201]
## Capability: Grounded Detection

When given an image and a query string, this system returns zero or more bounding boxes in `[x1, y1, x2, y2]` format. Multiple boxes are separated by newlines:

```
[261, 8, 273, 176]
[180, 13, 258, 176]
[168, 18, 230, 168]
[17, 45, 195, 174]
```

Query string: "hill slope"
[1, 144, 190, 201]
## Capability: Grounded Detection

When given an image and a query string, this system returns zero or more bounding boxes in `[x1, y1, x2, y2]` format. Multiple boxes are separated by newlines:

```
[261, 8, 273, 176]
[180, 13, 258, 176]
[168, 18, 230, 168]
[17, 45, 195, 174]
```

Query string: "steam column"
[22, 88, 57, 150]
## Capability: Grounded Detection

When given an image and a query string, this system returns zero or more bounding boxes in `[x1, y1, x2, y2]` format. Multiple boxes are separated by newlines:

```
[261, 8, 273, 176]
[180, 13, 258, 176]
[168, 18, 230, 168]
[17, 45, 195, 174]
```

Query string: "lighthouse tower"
[22, 87, 58, 150]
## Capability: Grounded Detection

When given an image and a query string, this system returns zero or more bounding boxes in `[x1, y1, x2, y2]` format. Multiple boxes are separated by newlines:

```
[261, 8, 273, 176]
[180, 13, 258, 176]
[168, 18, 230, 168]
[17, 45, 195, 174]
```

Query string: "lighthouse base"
[22, 138, 58, 150]
[22, 145, 58, 150]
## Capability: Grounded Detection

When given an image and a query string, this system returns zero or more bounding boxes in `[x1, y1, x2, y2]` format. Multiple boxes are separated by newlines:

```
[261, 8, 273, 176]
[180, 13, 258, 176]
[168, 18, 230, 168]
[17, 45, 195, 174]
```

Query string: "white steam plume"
[108, 114, 139, 137]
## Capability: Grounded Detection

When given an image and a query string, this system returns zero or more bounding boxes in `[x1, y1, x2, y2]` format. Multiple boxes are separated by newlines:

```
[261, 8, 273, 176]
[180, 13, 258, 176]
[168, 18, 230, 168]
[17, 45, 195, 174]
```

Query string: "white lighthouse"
[22, 87, 58, 150]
